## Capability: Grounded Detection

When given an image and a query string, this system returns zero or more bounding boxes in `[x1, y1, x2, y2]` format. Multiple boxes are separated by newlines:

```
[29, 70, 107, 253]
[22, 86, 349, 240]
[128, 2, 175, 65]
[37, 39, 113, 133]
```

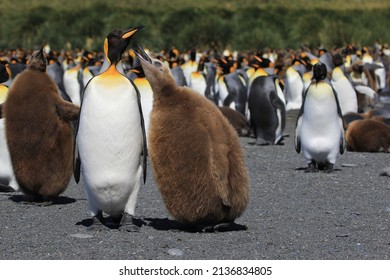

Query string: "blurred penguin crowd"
[1, 41, 389, 152]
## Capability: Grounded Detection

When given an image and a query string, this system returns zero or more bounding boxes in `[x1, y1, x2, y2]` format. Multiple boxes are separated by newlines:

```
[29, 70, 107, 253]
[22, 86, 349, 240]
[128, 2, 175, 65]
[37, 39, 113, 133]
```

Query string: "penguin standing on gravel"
[4, 48, 80, 201]
[135, 46, 249, 232]
[75, 26, 147, 231]
[295, 63, 345, 172]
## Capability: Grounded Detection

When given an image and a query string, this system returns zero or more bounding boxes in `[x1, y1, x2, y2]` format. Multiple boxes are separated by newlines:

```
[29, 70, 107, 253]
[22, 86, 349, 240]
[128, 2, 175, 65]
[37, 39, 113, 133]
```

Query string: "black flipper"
[130, 79, 147, 184]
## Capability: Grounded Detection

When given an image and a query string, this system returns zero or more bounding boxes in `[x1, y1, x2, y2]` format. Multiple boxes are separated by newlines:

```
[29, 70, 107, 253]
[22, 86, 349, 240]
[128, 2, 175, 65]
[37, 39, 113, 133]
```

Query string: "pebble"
[167, 248, 184, 256]
[70, 233, 94, 239]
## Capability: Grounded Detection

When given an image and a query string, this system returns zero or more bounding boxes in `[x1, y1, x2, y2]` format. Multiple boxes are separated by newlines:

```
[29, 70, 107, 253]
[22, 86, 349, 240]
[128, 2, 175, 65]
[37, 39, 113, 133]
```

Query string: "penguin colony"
[1, 27, 390, 231]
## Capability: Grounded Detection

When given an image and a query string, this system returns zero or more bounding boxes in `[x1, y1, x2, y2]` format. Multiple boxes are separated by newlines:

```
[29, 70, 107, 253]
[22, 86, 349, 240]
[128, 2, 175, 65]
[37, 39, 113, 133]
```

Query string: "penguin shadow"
[294, 167, 342, 173]
[247, 134, 289, 146]
[9, 194, 76, 206]
[76, 216, 146, 231]
[143, 217, 248, 233]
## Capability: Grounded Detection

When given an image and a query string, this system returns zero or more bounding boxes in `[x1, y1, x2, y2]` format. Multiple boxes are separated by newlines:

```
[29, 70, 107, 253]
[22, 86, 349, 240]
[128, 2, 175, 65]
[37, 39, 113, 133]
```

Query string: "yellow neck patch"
[104, 38, 110, 64]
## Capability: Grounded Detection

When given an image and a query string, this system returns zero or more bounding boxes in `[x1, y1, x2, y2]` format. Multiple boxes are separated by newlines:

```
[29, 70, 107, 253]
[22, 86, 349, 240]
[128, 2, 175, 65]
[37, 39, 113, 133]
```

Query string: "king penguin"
[4, 48, 80, 201]
[135, 46, 249, 232]
[331, 66, 358, 115]
[75, 26, 147, 231]
[0, 63, 19, 192]
[285, 65, 304, 111]
[248, 75, 286, 145]
[295, 63, 345, 172]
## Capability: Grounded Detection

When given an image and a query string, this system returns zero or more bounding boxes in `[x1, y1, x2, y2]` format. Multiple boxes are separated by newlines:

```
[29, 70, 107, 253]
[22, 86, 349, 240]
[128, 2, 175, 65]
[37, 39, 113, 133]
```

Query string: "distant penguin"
[76, 26, 147, 231]
[331, 66, 358, 115]
[3, 48, 80, 201]
[218, 106, 252, 137]
[204, 61, 217, 101]
[171, 64, 187, 86]
[0, 63, 18, 192]
[135, 46, 249, 232]
[181, 50, 198, 85]
[216, 59, 247, 115]
[63, 61, 83, 106]
[0, 63, 10, 103]
[46, 55, 70, 101]
[248, 75, 286, 145]
[285, 66, 304, 111]
[189, 60, 207, 96]
[295, 63, 345, 172]
[130, 59, 154, 142]
[302, 71, 313, 92]
[346, 119, 390, 152]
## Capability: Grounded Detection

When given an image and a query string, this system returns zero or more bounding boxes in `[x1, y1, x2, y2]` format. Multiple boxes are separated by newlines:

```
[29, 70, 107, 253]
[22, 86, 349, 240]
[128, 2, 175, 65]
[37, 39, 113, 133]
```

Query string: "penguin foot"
[118, 213, 140, 232]
[323, 162, 334, 173]
[201, 222, 248, 233]
[305, 162, 319, 173]
[87, 213, 106, 231]
[249, 138, 270, 146]
[0, 184, 15, 193]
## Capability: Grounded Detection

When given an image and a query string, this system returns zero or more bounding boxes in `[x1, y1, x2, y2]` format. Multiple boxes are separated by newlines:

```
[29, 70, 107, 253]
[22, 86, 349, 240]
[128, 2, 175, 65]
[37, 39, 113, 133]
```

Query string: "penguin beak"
[133, 44, 152, 64]
[122, 25, 145, 39]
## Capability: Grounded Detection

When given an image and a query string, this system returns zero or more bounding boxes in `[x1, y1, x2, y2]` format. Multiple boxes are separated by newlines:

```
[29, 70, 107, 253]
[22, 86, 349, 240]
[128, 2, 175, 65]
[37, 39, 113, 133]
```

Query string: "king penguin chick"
[3, 48, 80, 202]
[295, 63, 345, 173]
[75, 26, 147, 232]
[135, 46, 249, 232]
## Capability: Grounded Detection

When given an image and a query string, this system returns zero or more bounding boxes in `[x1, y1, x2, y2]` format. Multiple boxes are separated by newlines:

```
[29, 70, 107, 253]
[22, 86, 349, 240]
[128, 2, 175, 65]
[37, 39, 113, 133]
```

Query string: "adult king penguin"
[75, 26, 147, 231]
[4, 48, 80, 201]
[0, 63, 18, 192]
[295, 63, 345, 173]
[135, 46, 249, 232]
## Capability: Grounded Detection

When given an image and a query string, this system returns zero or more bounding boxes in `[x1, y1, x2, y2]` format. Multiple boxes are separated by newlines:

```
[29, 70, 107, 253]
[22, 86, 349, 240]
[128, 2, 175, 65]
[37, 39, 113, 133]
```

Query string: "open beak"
[133, 44, 152, 64]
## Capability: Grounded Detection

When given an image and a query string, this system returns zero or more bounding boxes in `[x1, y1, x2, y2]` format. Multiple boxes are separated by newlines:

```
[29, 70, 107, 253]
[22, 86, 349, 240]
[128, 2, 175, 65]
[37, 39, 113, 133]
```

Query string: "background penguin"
[63, 58, 84, 106]
[135, 46, 249, 232]
[76, 26, 147, 232]
[0, 63, 18, 192]
[181, 49, 198, 85]
[218, 106, 252, 137]
[295, 63, 345, 173]
[248, 75, 286, 145]
[3, 48, 80, 202]
[345, 118, 390, 152]
[188, 57, 207, 96]
[167, 50, 187, 87]
[63, 51, 94, 106]
[331, 66, 358, 115]
[128, 57, 154, 142]
[215, 57, 247, 116]
[285, 65, 304, 111]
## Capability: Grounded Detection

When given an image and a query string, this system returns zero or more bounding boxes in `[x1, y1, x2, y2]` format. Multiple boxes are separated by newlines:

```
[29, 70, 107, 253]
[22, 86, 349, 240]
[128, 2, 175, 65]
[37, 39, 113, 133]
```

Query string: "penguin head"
[27, 47, 47, 72]
[312, 62, 327, 82]
[134, 45, 175, 93]
[104, 26, 144, 65]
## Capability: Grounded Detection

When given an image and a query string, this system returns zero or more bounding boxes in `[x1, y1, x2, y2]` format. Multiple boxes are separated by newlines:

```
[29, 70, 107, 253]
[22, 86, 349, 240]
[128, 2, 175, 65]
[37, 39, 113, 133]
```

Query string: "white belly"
[300, 85, 343, 164]
[77, 77, 143, 215]
[0, 119, 19, 191]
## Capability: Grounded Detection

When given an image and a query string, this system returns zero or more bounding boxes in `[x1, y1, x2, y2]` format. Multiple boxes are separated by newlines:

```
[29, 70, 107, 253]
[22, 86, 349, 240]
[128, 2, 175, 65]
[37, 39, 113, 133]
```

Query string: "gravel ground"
[0, 110, 389, 260]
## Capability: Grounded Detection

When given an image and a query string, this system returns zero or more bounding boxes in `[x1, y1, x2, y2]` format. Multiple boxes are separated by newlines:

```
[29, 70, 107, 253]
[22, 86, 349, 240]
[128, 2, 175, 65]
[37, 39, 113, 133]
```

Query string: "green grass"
[1, 0, 389, 51]
[2, 0, 390, 11]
